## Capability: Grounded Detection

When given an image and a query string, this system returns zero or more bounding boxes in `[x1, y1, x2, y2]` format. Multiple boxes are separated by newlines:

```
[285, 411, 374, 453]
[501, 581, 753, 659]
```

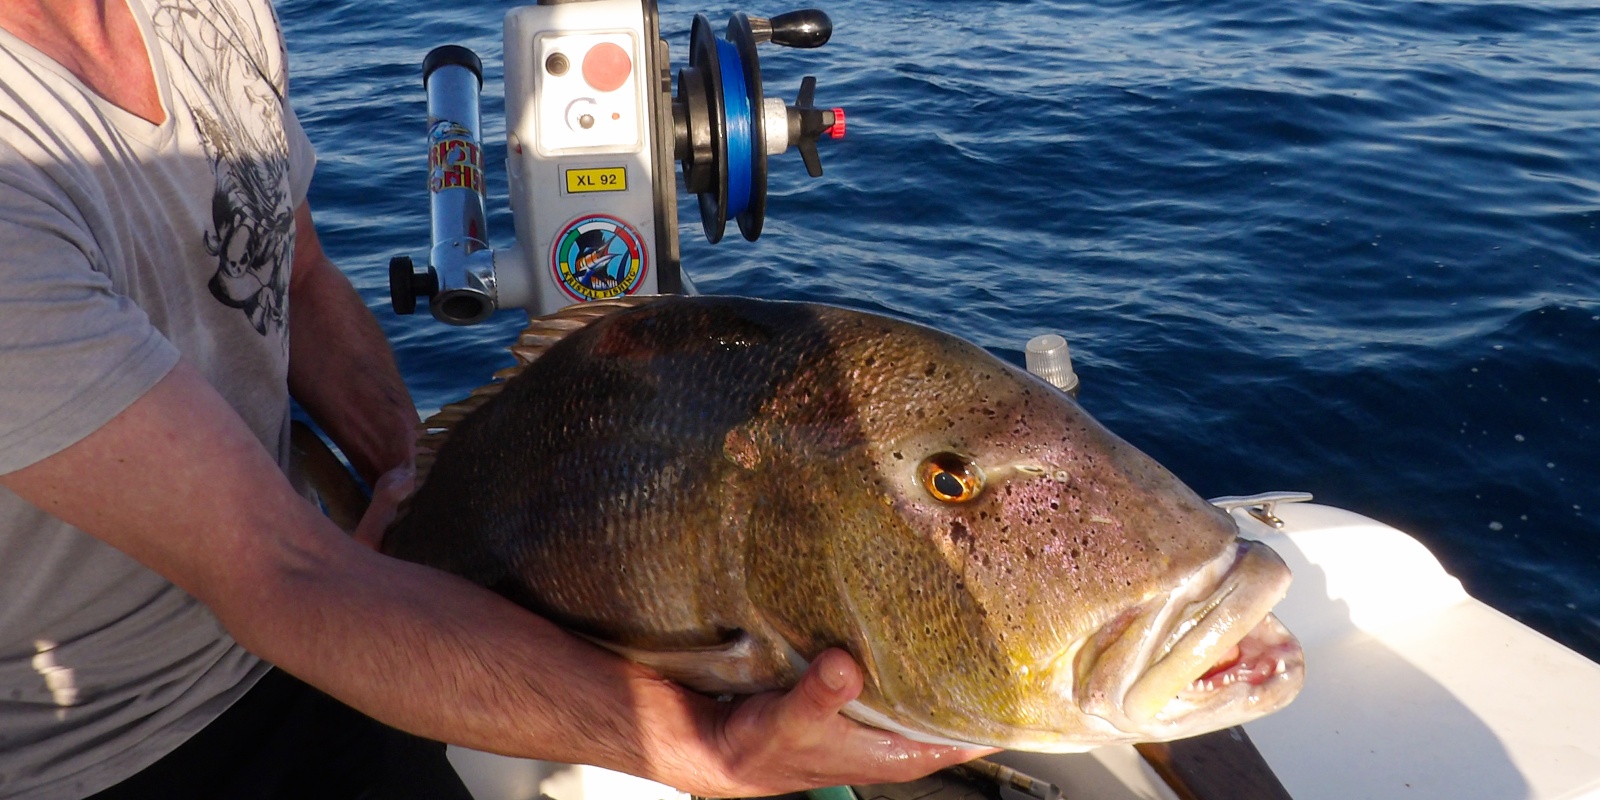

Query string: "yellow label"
[565, 167, 627, 194]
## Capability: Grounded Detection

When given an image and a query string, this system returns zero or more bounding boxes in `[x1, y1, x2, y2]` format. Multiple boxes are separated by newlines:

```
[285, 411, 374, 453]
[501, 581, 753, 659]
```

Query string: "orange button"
[582, 42, 632, 93]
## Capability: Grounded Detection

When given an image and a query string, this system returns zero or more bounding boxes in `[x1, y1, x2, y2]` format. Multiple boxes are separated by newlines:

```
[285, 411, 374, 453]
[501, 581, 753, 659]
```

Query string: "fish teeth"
[1186, 655, 1290, 695]
[1188, 667, 1249, 694]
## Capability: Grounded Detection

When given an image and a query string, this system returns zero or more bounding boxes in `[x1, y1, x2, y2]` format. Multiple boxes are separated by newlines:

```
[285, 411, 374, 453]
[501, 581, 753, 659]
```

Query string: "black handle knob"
[389, 255, 437, 316]
[764, 10, 832, 49]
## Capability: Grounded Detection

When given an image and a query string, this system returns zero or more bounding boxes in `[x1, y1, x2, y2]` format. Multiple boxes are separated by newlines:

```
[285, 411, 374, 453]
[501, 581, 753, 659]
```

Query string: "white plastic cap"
[1025, 334, 1079, 395]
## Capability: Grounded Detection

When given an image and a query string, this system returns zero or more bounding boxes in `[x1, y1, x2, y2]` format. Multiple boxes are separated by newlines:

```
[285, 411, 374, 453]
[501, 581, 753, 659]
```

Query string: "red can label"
[428, 120, 483, 195]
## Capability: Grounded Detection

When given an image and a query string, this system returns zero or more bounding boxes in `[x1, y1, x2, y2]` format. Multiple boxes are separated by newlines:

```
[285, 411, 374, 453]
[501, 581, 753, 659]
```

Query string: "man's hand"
[666, 649, 998, 798]
[287, 201, 418, 484]
[352, 464, 412, 550]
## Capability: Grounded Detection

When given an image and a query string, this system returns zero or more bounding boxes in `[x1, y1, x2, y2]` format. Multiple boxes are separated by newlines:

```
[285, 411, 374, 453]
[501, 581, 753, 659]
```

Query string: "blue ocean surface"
[277, 0, 1599, 661]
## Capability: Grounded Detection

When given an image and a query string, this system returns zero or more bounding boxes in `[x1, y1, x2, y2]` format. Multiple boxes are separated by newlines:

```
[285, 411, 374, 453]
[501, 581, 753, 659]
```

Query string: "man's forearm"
[1, 361, 712, 785]
[233, 501, 715, 782]
[286, 202, 416, 483]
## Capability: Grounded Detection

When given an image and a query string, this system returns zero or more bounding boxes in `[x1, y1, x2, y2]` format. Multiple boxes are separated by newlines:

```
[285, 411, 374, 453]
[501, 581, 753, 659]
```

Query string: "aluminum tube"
[425, 50, 495, 324]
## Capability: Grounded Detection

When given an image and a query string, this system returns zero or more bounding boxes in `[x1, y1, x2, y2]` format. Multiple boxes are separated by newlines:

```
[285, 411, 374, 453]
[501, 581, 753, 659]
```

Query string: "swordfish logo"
[551, 215, 648, 302]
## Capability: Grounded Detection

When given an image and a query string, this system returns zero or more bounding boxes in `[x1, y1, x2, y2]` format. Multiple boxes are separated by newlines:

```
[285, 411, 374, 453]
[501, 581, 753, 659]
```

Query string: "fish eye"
[919, 453, 984, 503]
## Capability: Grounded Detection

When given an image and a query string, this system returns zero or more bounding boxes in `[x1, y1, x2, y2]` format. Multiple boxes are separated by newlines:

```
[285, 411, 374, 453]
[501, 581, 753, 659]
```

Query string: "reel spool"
[674, 10, 846, 243]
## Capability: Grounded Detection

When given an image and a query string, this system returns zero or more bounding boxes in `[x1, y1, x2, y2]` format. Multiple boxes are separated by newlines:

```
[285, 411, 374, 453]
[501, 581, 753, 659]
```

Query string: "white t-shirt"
[0, 1, 316, 795]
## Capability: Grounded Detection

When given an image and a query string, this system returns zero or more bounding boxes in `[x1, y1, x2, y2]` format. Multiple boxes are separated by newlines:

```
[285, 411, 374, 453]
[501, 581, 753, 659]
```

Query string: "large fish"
[380, 295, 1304, 751]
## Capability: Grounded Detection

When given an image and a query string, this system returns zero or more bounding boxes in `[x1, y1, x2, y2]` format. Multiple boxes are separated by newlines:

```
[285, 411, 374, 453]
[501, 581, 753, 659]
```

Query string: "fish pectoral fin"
[581, 630, 781, 696]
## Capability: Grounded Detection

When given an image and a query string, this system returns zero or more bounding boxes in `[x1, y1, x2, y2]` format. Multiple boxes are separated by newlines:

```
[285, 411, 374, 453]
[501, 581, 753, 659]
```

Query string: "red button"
[583, 42, 632, 93]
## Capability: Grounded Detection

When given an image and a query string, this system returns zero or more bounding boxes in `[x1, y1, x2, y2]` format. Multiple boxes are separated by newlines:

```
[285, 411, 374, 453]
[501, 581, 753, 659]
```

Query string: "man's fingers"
[706, 647, 1003, 797]
[787, 648, 863, 721]
[353, 465, 413, 550]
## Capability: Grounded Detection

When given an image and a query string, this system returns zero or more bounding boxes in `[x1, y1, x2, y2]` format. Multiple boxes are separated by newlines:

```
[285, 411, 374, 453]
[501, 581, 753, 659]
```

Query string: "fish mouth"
[1077, 539, 1305, 739]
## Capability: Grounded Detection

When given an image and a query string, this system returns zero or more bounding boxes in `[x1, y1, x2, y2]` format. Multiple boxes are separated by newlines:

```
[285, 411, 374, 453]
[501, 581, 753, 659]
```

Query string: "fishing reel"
[390, 0, 846, 324]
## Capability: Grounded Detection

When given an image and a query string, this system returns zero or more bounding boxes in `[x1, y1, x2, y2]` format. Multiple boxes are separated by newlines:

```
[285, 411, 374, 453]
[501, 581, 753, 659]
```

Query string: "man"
[0, 1, 989, 797]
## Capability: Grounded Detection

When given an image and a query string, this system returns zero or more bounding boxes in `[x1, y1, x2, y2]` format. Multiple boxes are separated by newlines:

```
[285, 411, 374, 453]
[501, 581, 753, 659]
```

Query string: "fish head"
[796, 311, 1305, 751]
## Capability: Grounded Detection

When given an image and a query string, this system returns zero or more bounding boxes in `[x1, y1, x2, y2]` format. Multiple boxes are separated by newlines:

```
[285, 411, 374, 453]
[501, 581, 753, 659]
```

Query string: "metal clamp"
[1209, 491, 1314, 529]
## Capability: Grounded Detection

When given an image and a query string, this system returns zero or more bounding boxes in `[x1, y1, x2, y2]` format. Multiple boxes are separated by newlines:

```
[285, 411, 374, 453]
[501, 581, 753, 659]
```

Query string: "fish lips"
[1076, 538, 1305, 740]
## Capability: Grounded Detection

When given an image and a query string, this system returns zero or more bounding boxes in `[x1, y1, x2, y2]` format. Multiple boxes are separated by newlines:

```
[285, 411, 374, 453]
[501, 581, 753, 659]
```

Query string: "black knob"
[389, 255, 436, 315]
[765, 10, 832, 49]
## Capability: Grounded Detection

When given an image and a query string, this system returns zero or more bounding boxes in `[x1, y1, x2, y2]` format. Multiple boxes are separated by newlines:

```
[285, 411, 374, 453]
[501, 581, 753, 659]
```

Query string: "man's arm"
[2, 341, 986, 800]
[285, 201, 416, 484]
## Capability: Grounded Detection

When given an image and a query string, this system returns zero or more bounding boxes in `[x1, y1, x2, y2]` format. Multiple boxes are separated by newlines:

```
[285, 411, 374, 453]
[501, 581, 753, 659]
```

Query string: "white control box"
[503, 1, 672, 315]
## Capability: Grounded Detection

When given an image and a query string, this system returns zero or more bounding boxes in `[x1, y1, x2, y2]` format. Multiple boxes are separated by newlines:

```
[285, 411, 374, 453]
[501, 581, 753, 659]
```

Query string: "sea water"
[278, 0, 1600, 661]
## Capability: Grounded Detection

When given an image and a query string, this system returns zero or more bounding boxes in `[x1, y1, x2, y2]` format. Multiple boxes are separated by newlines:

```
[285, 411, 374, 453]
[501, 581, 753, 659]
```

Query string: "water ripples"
[278, 0, 1600, 658]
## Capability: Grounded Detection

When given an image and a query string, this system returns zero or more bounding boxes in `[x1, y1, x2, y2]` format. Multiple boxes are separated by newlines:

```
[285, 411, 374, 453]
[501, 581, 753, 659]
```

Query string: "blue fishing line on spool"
[716, 37, 753, 218]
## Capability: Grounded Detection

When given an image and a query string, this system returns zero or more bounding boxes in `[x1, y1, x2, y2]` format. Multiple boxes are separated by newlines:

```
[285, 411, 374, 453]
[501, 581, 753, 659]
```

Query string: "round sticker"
[551, 214, 648, 301]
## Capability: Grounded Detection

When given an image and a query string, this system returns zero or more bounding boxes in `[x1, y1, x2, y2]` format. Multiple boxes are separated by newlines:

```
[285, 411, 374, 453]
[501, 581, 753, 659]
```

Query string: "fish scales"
[390, 297, 815, 655]
[382, 295, 1304, 751]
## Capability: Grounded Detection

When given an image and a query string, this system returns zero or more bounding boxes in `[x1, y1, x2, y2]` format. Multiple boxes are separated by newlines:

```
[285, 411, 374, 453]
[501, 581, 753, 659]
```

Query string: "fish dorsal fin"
[412, 296, 661, 489]
[413, 379, 507, 488]
[507, 295, 657, 365]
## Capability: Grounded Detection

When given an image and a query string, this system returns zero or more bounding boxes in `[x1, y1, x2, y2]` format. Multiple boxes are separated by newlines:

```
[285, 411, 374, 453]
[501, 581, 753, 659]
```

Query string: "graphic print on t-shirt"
[153, 1, 294, 345]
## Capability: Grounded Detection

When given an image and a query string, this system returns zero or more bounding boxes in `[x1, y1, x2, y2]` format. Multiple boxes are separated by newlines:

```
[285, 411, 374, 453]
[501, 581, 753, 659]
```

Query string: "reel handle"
[749, 10, 833, 49]
[791, 76, 845, 178]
